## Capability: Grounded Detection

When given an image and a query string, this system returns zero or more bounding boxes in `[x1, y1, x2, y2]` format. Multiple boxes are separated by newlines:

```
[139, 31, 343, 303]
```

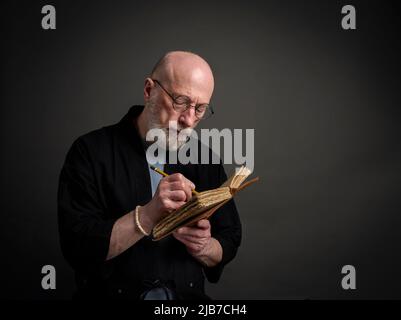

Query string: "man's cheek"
[155, 104, 172, 125]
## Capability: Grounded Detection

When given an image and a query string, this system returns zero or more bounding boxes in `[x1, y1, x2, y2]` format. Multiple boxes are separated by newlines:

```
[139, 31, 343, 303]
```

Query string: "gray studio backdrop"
[1, 0, 400, 299]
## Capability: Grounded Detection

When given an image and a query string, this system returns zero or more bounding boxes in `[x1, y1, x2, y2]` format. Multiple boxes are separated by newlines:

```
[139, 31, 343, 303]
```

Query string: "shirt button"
[118, 289, 122, 294]
[189, 282, 194, 288]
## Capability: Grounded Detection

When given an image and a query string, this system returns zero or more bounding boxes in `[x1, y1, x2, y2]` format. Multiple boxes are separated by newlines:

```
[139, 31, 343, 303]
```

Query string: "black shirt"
[57, 106, 242, 299]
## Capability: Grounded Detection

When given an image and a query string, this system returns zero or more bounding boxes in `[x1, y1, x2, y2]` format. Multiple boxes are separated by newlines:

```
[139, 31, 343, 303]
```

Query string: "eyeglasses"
[152, 79, 214, 120]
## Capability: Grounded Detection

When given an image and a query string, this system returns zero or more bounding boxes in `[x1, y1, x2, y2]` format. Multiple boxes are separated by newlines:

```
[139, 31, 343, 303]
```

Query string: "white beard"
[146, 100, 193, 151]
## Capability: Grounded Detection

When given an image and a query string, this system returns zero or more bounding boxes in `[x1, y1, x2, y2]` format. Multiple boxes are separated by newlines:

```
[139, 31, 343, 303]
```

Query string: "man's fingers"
[173, 232, 199, 244]
[168, 190, 186, 202]
[173, 232, 199, 247]
[168, 181, 192, 200]
[163, 199, 186, 212]
[168, 181, 186, 191]
[197, 219, 210, 230]
[176, 226, 192, 235]
[173, 232, 206, 253]
[168, 173, 195, 191]
[176, 220, 210, 232]
[176, 225, 209, 238]
[173, 233, 198, 251]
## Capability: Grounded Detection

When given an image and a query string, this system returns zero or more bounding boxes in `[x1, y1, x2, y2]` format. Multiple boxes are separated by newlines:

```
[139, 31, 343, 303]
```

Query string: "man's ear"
[143, 78, 154, 101]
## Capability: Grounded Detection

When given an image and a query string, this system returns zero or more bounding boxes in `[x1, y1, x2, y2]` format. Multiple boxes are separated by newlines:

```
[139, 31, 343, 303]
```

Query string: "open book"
[152, 166, 259, 241]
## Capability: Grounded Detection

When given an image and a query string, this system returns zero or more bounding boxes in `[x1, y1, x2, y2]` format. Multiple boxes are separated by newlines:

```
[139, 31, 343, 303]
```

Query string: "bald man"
[58, 51, 241, 300]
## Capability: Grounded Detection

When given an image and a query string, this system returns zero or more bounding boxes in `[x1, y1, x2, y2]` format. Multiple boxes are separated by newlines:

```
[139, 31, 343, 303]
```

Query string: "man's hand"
[173, 219, 223, 267]
[173, 219, 212, 255]
[107, 173, 194, 260]
[141, 173, 195, 231]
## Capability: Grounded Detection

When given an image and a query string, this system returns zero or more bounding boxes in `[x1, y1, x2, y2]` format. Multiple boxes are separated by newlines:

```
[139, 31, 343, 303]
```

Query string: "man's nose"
[178, 106, 197, 128]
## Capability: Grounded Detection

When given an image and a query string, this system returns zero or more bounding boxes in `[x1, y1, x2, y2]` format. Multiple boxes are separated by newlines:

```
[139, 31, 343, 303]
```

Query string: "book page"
[221, 166, 252, 190]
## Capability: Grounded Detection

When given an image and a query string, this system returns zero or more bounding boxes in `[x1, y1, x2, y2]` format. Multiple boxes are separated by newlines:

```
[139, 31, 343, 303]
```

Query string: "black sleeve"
[203, 165, 242, 283]
[57, 138, 117, 272]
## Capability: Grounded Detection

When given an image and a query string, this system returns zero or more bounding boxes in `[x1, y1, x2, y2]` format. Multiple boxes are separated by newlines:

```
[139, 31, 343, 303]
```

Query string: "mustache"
[157, 124, 193, 136]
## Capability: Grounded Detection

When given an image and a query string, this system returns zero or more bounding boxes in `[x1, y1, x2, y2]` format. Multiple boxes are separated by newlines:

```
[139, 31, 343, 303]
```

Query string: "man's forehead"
[170, 81, 211, 104]
[170, 73, 213, 101]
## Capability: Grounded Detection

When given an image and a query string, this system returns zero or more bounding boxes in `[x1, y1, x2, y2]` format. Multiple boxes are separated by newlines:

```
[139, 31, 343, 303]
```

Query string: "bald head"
[137, 51, 215, 142]
[151, 51, 214, 101]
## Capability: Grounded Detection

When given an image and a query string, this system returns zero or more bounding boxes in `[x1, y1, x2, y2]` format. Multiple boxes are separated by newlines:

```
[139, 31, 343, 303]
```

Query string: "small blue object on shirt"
[148, 162, 164, 197]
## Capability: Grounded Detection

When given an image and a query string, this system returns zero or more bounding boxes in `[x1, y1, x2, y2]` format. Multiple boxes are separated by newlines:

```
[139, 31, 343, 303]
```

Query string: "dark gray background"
[1, 0, 400, 299]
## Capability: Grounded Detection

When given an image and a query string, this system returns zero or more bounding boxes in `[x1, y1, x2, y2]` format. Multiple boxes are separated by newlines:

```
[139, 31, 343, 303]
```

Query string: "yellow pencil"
[149, 165, 199, 195]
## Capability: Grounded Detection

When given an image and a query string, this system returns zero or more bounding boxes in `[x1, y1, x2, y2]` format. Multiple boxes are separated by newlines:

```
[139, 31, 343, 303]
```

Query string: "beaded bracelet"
[135, 205, 150, 236]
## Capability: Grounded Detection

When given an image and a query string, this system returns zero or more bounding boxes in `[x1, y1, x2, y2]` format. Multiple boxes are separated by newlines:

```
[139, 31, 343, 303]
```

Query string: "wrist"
[192, 238, 222, 268]
[190, 237, 213, 259]
[138, 203, 157, 233]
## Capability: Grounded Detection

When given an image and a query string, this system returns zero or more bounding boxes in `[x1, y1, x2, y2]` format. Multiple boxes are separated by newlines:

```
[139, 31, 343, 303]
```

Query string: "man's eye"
[174, 96, 190, 105]
[196, 105, 208, 113]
